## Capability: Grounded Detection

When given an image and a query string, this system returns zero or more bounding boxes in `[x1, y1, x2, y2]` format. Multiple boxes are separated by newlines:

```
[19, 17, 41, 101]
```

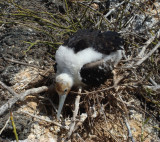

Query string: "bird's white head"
[55, 73, 73, 119]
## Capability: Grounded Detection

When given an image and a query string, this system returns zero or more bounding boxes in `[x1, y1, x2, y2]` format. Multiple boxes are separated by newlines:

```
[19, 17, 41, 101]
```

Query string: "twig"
[135, 42, 160, 66]
[123, 116, 135, 142]
[0, 116, 10, 135]
[120, 46, 159, 69]
[0, 82, 49, 116]
[122, 41, 160, 69]
[144, 77, 160, 91]
[149, 77, 157, 86]
[138, 29, 160, 57]
[76, 133, 85, 142]
[70, 85, 116, 95]
[64, 113, 87, 141]
[2, 57, 43, 69]
[145, 85, 160, 91]
[67, 95, 80, 138]
[112, 71, 127, 87]
[18, 110, 69, 130]
[104, 1, 125, 18]
[73, 113, 88, 131]
[116, 91, 129, 117]
[0, 81, 18, 96]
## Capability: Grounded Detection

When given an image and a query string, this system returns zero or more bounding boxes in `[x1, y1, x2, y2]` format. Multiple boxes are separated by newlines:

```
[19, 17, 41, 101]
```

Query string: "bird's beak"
[57, 94, 67, 120]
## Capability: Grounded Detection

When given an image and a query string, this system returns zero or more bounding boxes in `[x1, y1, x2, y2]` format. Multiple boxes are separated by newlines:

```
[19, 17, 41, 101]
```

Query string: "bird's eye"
[64, 89, 68, 93]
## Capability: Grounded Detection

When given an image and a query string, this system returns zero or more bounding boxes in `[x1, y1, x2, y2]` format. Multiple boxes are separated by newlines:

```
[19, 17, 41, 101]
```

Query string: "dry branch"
[145, 85, 160, 91]
[67, 95, 81, 138]
[0, 116, 10, 135]
[0, 81, 49, 116]
[2, 56, 43, 69]
[19, 110, 69, 130]
[0, 81, 18, 96]
[135, 41, 160, 66]
[123, 116, 135, 142]
[138, 29, 160, 57]
[104, 1, 125, 18]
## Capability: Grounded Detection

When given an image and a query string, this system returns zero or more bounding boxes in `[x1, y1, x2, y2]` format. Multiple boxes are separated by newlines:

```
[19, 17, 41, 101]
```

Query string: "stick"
[70, 85, 116, 95]
[2, 57, 43, 69]
[123, 116, 135, 142]
[0, 116, 10, 135]
[76, 133, 85, 142]
[149, 77, 157, 86]
[73, 113, 88, 132]
[138, 29, 160, 57]
[19, 110, 69, 130]
[0, 83, 49, 116]
[104, 1, 125, 18]
[145, 85, 160, 91]
[0, 81, 18, 96]
[67, 95, 80, 138]
[95, 1, 125, 27]
[135, 42, 160, 66]
[144, 77, 160, 91]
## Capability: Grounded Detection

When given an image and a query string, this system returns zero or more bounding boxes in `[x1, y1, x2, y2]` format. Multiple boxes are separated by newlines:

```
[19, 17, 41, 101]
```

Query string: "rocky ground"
[0, 0, 160, 142]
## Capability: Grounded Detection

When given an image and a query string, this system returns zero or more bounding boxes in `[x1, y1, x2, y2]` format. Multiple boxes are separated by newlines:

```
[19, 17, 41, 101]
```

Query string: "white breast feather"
[55, 45, 123, 85]
[55, 45, 103, 84]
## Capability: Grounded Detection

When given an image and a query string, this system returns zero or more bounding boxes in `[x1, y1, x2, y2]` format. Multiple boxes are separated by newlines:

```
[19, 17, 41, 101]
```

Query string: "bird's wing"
[63, 30, 124, 54]
[93, 31, 124, 55]
[63, 29, 100, 53]
[80, 59, 113, 86]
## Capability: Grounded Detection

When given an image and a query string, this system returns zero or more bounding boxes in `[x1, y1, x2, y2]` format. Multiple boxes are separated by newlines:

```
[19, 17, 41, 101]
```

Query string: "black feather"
[80, 60, 113, 86]
[63, 29, 123, 54]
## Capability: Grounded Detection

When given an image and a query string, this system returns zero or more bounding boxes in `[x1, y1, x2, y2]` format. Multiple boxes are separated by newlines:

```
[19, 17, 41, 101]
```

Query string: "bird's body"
[55, 29, 124, 119]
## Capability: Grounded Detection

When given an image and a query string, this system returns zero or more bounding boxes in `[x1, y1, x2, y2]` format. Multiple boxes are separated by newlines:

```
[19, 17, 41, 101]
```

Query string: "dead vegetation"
[0, 0, 160, 141]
